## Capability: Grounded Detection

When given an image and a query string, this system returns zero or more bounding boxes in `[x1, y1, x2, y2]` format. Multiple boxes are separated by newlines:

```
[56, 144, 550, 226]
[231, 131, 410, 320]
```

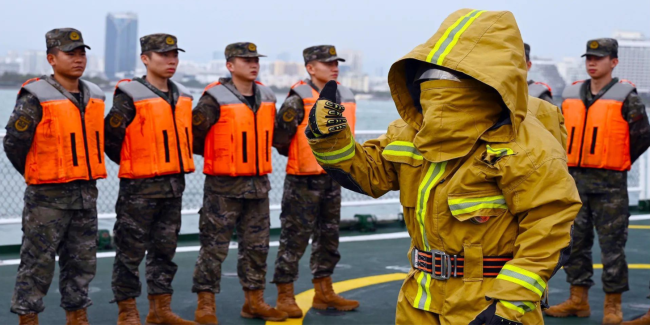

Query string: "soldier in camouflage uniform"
[191, 43, 287, 324]
[545, 38, 650, 324]
[5, 29, 104, 325]
[524, 43, 554, 104]
[271, 46, 359, 318]
[105, 34, 196, 325]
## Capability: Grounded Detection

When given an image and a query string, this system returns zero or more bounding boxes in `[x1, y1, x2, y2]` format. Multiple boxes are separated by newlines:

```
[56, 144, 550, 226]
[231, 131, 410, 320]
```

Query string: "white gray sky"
[1, 0, 649, 75]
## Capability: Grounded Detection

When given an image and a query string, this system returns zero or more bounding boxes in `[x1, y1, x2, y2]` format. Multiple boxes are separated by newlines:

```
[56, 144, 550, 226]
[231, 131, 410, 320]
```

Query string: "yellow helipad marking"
[266, 273, 407, 325]
[629, 225, 650, 229]
[593, 264, 650, 269]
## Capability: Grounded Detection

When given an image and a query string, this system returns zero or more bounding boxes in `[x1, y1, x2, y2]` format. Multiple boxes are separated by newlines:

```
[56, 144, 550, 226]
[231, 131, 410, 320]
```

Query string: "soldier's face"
[227, 57, 259, 82]
[307, 61, 339, 83]
[585, 55, 618, 79]
[47, 47, 86, 79]
[142, 51, 179, 79]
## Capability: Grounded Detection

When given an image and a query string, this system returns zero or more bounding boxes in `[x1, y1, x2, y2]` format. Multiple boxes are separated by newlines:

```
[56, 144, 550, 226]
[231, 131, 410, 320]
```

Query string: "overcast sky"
[2, 0, 649, 75]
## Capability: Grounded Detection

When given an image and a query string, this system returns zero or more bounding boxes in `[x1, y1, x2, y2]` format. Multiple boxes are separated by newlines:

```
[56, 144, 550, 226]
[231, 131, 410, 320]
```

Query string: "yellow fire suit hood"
[388, 9, 528, 163]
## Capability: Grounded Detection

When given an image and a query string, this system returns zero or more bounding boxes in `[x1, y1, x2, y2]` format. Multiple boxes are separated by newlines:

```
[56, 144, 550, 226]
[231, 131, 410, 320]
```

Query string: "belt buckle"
[431, 250, 451, 280]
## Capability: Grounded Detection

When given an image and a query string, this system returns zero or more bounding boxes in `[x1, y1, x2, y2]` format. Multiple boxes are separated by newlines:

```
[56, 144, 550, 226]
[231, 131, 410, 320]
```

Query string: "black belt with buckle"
[412, 248, 513, 280]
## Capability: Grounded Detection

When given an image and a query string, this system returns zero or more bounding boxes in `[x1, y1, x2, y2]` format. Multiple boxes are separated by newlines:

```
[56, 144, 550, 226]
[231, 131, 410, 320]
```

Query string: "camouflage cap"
[224, 42, 266, 60]
[524, 43, 530, 62]
[303, 45, 345, 64]
[140, 33, 185, 54]
[582, 38, 618, 58]
[45, 28, 90, 52]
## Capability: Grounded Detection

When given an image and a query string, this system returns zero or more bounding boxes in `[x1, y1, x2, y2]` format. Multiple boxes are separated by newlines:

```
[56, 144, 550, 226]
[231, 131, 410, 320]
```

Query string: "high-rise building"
[614, 31, 650, 94]
[104, 12, 138, 80]
[529, 57, 566, 98]
[338, 50, 363, 75]
[557, 57, 589, 86]
[20, 50, 49, 75]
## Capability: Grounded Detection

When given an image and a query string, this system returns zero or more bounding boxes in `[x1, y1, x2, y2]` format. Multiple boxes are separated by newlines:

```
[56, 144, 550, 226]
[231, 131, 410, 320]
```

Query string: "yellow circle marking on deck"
[593, 264, 650, 269]
[266, 273, 407, 325]
[629, 225, 650, 229]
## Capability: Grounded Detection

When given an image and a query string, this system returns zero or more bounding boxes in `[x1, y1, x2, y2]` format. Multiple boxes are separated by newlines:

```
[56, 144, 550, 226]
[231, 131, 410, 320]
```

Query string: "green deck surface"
[0, 220, 649, 324]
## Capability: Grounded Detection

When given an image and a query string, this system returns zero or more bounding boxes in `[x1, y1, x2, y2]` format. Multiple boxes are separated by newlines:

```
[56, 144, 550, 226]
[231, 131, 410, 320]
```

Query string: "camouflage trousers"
[111, 195, 182, 301]
[272, 175, 341, 284]
[192, 192, 271, 293]
[564, 189, 630, 293]
[11, 200, 97, 314]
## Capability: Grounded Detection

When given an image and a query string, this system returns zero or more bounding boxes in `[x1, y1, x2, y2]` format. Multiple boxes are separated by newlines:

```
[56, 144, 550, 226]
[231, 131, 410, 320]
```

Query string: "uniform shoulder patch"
[14, 116, 32, 132]
[282, 108, 297, 122]
[109, 114, 124, 128]
[193, 112, 206, 125]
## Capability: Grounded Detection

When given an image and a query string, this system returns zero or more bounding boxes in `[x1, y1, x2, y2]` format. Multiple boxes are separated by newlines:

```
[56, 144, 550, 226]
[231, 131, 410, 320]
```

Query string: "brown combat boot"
[622, 308, 650, 325]
[544, 285, 591, 318]
[145, 294, 196, 325]
[312, 277, 360, 311]
[194, 292, 218, 325]
[241, 288, 288, 321]
[276, 282, 303, 318]
[18, 313, 39, 325]
[602, 293, 623, 325]
[117, 298, 141, 325]
[65, 309, 89, 325]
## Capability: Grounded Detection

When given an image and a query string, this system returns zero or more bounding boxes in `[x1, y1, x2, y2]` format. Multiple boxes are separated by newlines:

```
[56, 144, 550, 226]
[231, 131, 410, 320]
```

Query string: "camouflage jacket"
[104, 76, 185, 198]
[273, 79, 348, 156]
[192, 77, 270, 199]
[567, 78, 650, 193]
[3, 75, 98, 209]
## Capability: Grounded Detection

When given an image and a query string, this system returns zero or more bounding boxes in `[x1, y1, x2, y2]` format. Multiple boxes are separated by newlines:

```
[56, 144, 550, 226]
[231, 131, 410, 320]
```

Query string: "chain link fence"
[0, 131, 400, 222]
[0, 130, 647, 223]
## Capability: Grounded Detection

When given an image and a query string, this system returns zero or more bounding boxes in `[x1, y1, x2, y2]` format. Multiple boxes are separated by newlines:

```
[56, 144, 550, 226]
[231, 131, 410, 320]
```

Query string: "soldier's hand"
[469, 301, 522, 325]
[307, 80, 347, 138]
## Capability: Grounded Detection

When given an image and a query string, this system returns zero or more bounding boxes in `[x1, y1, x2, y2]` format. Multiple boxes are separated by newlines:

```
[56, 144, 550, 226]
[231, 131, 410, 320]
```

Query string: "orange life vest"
[528, 81, 552, 98]
[562, 80, 636, 171]
[286, 80, 357, 175]
[117, 79, 195, 178]
[21, 78, 107, 185]
[202, 81, 276, 176]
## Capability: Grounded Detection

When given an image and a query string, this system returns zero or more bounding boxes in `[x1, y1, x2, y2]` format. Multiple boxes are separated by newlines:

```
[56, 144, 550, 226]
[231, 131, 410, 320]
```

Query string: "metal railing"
[0, 131, 400, 224]
[0, 130, 648, 224]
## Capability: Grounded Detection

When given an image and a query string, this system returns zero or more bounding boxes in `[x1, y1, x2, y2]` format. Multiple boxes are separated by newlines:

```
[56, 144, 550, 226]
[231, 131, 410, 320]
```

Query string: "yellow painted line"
[592, 264, 650, 269]
[629, 225, 650, 229]
[266, 273, 407, 325]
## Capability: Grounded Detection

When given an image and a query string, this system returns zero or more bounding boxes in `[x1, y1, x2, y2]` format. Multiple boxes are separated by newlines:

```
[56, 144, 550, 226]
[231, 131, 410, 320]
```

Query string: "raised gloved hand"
[306, 80, 347, 138]
[469, 301, 523, 325]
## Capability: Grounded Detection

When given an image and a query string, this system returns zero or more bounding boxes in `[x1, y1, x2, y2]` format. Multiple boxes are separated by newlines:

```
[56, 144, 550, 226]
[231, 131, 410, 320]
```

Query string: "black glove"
[306, 80, 347, 139]
[469, 301, 522, 325]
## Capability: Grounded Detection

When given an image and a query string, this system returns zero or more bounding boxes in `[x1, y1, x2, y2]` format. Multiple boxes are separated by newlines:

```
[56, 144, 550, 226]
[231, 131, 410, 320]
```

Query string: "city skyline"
[1, 0, 649, 76]
[1, 2, 649, 95]
[104, 12, 138, 80]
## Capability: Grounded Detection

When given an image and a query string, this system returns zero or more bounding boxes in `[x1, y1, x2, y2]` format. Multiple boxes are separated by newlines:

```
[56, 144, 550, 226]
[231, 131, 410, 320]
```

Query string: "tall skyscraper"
[614, 31, 650, 94]
[104, 12, 138, 80]
[529, 58, 566, 98]
[557, 57, 589, 86]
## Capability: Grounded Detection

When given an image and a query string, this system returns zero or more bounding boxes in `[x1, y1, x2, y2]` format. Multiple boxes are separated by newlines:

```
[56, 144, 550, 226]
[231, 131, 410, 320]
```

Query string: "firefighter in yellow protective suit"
[305, 9, 581, 325]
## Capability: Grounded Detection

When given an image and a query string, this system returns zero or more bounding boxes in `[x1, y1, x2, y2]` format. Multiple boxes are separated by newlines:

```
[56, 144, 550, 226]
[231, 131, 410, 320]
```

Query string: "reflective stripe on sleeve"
[382, 141, 424, 160]
[500, 300, 536, 315]
[312, 137, 355, 164]
[497, 265, 547, 297]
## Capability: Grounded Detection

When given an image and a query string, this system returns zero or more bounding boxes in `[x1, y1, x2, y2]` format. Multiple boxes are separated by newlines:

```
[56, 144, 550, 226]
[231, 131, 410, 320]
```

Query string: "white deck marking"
[0, 232, 410, 266]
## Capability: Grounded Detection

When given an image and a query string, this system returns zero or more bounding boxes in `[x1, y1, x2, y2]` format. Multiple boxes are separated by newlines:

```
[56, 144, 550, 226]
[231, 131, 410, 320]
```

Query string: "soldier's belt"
[411, 248, 512, 280]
